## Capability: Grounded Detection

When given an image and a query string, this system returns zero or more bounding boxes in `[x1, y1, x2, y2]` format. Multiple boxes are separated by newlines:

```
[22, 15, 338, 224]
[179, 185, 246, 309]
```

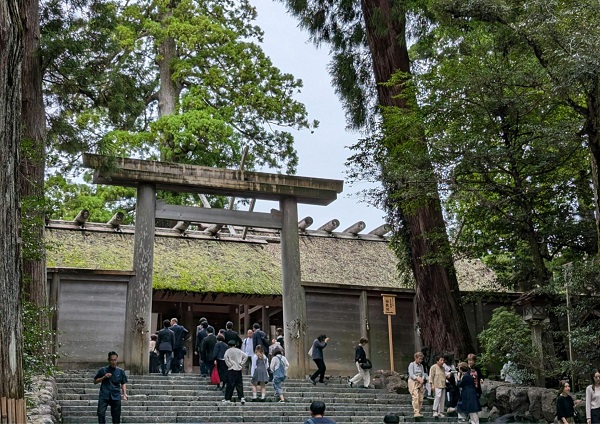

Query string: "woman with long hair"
[586, 370, 600, 424]
[557, 380, 582, 424]
[250, 344, 269, 401]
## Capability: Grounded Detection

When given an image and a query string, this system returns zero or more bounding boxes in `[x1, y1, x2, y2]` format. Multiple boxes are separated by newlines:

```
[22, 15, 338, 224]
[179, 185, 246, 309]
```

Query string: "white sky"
[250, 0, 387, 232]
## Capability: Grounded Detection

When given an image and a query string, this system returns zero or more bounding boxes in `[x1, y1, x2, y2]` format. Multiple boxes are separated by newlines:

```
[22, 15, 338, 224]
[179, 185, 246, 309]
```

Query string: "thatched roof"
[45, 221, 500, 294]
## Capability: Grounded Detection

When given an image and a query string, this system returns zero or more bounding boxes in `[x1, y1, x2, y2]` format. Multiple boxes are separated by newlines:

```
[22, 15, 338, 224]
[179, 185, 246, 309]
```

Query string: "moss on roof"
[46, 227, 499, 294]
[46, 229, 283, 295]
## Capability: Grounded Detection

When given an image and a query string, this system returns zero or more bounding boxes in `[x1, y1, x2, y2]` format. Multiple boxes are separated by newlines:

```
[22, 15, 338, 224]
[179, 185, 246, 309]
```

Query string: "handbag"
[307, 346, 313, 356]
[361, 359, 373, 369]
[210, 366, 220, 385]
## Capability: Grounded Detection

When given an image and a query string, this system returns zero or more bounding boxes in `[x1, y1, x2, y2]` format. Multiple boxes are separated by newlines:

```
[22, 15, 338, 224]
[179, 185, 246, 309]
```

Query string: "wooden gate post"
[123, 183, 156, 374]
[280, 197, 307, 378]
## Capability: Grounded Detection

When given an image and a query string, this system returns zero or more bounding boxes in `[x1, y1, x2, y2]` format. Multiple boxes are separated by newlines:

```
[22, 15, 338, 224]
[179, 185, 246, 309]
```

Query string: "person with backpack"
[252, 323, 270, 352]
[270, 346, 289, 403]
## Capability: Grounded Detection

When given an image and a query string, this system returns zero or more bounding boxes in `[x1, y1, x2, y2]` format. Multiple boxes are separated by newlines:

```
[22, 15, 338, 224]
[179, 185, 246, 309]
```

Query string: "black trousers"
[171, 347, 184, 373]
[97, 397, 121, 424]
[159, 350, 172, 375]
[591, 407, 600, 424]
[311, 359, 326, 383]
[224, 369, 244, 401]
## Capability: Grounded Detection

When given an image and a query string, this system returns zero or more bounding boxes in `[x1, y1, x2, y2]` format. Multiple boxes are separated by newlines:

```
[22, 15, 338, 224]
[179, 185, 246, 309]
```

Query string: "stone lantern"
[516, 291, 548, 387]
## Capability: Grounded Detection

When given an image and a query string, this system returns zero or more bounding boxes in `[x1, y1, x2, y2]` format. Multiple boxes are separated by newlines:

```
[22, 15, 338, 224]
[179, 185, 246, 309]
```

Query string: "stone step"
[56, 371, 450, 424]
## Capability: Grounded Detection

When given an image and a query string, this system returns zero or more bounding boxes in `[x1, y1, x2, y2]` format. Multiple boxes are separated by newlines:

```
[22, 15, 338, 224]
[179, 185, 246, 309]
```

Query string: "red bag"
[210, 366, 220, 385]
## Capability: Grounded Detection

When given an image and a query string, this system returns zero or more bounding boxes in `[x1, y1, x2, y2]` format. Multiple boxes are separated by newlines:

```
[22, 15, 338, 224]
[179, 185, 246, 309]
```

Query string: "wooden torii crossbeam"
[82, 153, 343, 377]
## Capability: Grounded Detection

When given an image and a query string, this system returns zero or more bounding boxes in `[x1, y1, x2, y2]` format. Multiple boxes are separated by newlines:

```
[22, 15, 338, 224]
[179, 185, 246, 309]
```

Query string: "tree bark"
[20, 0, 47, 309]
[360, 0, 474, 357]
[0, 0, 27, 421]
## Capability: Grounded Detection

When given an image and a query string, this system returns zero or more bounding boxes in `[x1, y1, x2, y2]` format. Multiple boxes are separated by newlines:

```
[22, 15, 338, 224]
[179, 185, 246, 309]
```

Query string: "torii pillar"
[82, 154, 342, 376]
[280, 197, 306, 378]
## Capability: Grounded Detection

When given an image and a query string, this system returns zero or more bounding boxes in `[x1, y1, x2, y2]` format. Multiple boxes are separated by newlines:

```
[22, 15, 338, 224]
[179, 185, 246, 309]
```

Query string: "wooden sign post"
[382, 294, 397, 372]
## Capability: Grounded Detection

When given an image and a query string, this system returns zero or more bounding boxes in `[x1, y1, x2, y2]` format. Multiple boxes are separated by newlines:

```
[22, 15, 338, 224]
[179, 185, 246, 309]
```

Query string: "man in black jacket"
[201, 326, 218, 376]
[195, 320, 208, 376]
[156, 320, 175, 376]
[224, 321, 242, 348]
[252, 323, 270, 353]
[170, 318, 189, 373]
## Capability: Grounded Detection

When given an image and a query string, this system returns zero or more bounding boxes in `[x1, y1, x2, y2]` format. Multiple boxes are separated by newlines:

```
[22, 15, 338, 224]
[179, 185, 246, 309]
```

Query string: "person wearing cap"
[222, 339, 248, 404]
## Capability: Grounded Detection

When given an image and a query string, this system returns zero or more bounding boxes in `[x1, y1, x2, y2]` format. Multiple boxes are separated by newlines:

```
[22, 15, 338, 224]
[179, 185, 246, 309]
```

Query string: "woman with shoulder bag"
[348, 338, 371, 389]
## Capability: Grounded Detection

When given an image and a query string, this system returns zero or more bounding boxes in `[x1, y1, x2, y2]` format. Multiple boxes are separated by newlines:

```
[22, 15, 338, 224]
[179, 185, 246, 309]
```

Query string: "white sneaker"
[240, 397, 246, 405]
[447, 407, 456, 413]
[221, 399, 230, 403]
[433, 412, 439, 418]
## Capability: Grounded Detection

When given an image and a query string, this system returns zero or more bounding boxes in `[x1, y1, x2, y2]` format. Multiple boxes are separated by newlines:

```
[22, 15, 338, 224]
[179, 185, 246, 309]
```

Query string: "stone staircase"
[55, 371, 468, 423]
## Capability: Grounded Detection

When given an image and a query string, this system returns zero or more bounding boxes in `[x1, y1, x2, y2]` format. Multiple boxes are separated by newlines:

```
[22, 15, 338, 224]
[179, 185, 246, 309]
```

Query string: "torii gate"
[82, 154, 343, 377]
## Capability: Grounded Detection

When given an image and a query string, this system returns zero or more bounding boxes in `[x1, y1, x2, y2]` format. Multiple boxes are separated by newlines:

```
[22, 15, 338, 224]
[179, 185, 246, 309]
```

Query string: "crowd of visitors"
[99, 318, 600, 424]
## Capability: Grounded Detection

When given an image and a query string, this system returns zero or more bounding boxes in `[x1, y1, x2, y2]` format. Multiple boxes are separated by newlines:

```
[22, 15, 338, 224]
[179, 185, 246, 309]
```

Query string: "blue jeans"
[273, 376, 286, 395]
[159, 350, 172, 375]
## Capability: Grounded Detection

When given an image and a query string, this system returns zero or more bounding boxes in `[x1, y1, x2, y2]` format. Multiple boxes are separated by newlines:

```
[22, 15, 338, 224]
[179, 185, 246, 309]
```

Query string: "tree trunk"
[21, 0, 47, 309]
[585, 80, 600, 256]
[360, 0, 474, 357]
[0, 0, 27, 421]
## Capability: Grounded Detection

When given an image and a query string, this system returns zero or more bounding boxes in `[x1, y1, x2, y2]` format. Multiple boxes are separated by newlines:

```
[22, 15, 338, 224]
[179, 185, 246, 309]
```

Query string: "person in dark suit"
[252, 323, 270, 353]
[195, 320, 209, 376]
[170, 318, 189, 373]
[156, 319, 175, 376]
[202, 326, 218, 380]
[224, 321, 242, 348]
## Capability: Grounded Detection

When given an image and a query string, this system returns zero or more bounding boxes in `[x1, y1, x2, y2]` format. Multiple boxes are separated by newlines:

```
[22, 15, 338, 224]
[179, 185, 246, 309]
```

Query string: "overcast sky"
[250, 0, 387, 232]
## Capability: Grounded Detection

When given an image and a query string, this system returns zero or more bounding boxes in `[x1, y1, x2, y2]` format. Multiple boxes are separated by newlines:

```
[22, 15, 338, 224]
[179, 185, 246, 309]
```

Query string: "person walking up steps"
[223, 340, 248, 404]
[250, 344, 269, 401]
[348, 338, 371, 389]
[309, 334, 329, 385]
[270, 347, 289, 403]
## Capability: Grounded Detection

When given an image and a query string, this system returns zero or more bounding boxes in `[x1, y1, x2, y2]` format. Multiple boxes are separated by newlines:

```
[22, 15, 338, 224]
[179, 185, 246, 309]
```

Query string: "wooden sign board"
[382, 294, 396, 315]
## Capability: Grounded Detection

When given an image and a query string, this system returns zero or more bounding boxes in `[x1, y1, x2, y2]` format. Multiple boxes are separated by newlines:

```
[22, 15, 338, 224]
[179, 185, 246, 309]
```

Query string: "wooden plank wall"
[305, 292, 362, 376]
[55, 273, 129, 368]
[367, 295, 415, 373]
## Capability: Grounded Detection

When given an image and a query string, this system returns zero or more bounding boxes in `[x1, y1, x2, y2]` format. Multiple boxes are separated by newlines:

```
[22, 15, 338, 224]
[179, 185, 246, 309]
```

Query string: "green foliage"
[478, 307, 536, 383]
[22, 302, 59, 389]
[45, 173, 136, 223]
[405, 4, 597, 289]
[42, 0, 316, 175]
[548, 261, 600, 377]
